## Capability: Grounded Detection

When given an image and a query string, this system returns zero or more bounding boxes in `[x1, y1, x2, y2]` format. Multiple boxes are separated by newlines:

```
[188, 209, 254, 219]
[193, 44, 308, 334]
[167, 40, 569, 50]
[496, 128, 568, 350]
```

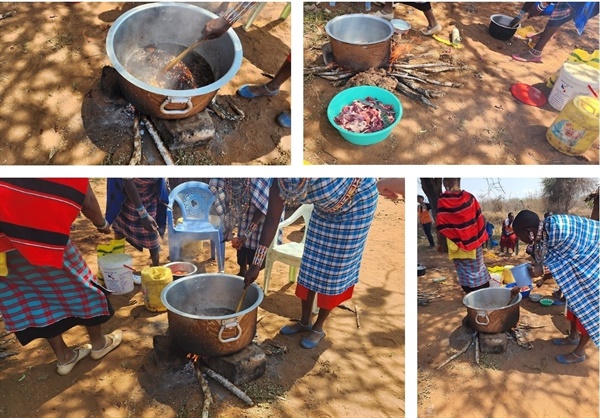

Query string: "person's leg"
[86, 324, 108, 351]
[280, 290, 314, 334]
[239, 57, 291, 97]
[47, 334, 77, 365]
[422, 222, 435, 247]
[149, 247, 160, 266]
[513, 4, 572, 62]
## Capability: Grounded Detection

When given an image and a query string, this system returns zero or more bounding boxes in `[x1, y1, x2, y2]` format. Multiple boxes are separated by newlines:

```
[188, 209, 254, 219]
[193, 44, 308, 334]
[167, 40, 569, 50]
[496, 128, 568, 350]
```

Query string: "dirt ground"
[416, 233, 599, 417]
[0, 2, 291, 165]
[303, 2, 600, 165]
[0, 179, 405, 418]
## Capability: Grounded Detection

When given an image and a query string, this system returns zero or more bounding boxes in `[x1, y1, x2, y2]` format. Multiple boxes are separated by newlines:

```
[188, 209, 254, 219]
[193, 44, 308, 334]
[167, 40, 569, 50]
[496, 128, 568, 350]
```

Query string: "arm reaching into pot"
[244, 181, 285, 289]
[202, 2, 258, 39]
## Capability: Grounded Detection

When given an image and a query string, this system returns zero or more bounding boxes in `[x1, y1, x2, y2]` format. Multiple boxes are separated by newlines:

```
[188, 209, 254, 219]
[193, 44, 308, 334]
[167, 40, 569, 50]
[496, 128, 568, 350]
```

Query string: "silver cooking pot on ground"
[161, 273, 263, 356]
[106, 3, 243, 119]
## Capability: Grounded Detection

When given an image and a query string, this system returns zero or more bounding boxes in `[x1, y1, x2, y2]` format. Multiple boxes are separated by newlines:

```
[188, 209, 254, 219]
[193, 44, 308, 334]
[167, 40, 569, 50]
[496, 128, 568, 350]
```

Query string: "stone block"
[478, 332, 508, 354]
[206, 343, 266, 385]
[151, 110, 215, 151]
[153, 334, 188, 370]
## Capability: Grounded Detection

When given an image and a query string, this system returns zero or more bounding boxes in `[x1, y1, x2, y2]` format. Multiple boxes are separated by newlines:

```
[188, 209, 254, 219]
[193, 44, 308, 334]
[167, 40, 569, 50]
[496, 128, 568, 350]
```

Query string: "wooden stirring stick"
[235, 287, 249, 313]
[163, 36, 206, 73]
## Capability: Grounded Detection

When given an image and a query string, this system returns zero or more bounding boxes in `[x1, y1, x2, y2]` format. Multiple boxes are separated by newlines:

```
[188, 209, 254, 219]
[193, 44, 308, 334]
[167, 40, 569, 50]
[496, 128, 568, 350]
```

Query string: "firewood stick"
[475, 332, 480, 365]
[436, 332, 476, 370]
[395, 83, 437, 109]
[0, 351, 18, 360]
[194, 363, 212, 418]
[201, 366, 254, 406]
[354, 304, 361, 329]
[129, 113, 142, 165]
[140, 116, 175, 165]
[393, 63, 457, 70]
[0, 10, 15, 20]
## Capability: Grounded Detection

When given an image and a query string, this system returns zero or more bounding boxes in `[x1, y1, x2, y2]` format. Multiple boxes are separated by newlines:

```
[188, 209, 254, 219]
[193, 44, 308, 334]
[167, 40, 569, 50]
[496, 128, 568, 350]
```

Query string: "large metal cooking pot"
[463, 287, 521, 334]
[161, 274, 263, 356]
[325, 14, 394, 72]
[106, 3, 243, 119]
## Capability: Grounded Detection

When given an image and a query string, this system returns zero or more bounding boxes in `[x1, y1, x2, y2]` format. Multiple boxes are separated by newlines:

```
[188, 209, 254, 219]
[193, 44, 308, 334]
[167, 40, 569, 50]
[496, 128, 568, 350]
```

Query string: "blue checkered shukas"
[278, 178, 378, 296]
[542, 215, 599, 346]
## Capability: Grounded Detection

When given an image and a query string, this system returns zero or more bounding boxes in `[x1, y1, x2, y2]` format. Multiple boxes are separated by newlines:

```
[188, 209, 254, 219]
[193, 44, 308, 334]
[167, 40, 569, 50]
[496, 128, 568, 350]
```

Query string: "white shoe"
[420, 24, 442, 36]
[372, 10, 394, 20]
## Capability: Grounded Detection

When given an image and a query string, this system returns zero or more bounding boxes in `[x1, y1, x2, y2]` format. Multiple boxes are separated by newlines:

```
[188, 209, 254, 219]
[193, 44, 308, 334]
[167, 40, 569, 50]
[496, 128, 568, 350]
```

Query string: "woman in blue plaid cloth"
[513, 210, 599, 364]
[244, 178, 379, 349]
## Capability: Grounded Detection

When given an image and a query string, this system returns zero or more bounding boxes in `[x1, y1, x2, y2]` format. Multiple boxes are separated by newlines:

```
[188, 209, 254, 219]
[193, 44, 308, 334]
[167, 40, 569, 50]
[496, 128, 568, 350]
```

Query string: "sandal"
[56, 346, 91, 375]
[90, 330, 123, 360]
[276, 111, 291, 128]
[300, 329, 326, 349]
[512, 51, 543, 63]
[552, 337, 580, 346]
[556, 352, 586, 364]
[280, 321, 312, 335]
[237, 84, 279, 99]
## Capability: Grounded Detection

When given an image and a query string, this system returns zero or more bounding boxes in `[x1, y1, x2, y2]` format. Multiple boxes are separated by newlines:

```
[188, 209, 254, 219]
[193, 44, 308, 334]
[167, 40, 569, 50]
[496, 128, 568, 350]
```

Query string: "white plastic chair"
[167, 181, 225, 272]
[262, 204, 314, 295]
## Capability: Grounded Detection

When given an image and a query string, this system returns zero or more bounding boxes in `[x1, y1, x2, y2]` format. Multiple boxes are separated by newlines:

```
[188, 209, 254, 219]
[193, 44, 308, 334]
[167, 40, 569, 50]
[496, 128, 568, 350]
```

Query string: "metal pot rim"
[325, 13, 394, 45]
[490, 14, 521, 30]
[106, 2, 243, 97]
[160, 273, 264, 320]
[462, 287, 522, 310]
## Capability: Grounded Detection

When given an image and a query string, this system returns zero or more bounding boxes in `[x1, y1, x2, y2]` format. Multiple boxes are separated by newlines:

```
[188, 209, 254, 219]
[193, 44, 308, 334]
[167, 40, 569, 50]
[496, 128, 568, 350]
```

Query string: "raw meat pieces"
[334, 97, 396, 133]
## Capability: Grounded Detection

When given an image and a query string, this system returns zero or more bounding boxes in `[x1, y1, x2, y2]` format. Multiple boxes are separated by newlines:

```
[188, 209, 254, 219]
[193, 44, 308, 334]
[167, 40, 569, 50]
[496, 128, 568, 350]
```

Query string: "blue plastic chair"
[167, 181, 225, 272]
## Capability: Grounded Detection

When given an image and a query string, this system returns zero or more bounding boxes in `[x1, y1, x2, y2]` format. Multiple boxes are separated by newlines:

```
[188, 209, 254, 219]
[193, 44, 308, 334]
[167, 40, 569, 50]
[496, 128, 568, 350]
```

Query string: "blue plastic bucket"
[327, 86, 403, 146]
[510, 263, 533, 288]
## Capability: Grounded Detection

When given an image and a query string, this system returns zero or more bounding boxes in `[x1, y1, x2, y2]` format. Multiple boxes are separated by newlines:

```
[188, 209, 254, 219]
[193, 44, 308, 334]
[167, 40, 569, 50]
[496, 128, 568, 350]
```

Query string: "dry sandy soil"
[0, 2, 291, 165]
[0, 179, 405, 418]
[303, 2, 600, 165]
[416, 232, 599, 417]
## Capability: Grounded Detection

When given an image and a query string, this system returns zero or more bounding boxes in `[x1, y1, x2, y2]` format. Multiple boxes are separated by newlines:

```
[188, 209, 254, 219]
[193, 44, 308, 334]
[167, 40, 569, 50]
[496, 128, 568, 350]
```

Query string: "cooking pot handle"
[218, 319, 242, 343]
[160, 96, 193, 115]
[475, 311, 490, 326]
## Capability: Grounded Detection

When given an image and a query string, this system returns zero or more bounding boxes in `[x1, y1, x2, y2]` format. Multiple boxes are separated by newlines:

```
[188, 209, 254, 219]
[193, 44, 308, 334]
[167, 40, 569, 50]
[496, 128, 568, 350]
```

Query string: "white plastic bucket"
[548, 62, 600, 111]
[489, 273, 503, 287]
[98, 253, 134, 295]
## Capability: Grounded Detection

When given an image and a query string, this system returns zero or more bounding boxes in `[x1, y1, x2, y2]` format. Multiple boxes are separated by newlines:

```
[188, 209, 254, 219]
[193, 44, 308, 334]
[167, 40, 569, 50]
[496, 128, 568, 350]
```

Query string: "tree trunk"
[420, 178, 444, 251]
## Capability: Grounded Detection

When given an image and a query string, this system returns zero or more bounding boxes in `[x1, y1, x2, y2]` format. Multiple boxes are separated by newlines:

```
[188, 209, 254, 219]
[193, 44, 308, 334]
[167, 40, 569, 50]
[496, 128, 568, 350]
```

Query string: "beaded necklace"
[223, 178, 250, 236]
[532, 220, 548, 264]
[278, 178, 310, 206]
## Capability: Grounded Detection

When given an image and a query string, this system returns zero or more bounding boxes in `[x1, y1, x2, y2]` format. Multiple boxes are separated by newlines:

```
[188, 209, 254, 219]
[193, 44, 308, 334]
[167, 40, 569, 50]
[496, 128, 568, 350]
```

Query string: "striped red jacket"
[0, 178, 88, 268]
[436, 190, 488, 251]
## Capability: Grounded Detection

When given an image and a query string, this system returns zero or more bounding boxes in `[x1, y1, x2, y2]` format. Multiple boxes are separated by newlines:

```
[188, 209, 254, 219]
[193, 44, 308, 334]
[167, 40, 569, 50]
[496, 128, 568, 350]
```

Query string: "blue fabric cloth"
[105, 179, 168, 230]
[0, 241, 110, 333]
[543, 215, 599, 347]
[288, 178, 378, 295]
[453, 246, 491, 289]
[540, 2, 600, 34]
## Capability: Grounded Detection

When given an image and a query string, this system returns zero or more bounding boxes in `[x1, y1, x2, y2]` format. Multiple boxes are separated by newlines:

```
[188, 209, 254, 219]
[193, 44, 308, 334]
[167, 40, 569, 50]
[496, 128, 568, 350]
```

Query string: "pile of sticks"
[305, 52, 465, 109]
[418, 291, 440, 306]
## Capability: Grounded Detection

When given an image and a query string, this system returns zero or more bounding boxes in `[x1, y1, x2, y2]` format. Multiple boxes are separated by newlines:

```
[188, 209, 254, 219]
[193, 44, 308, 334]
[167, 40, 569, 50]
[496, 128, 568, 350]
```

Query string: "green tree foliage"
[541, 178, 596, 214]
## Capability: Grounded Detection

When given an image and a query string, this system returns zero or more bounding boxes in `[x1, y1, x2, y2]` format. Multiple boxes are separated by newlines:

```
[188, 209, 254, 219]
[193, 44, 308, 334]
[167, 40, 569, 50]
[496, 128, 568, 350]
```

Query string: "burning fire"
[187, 353, 199, 363]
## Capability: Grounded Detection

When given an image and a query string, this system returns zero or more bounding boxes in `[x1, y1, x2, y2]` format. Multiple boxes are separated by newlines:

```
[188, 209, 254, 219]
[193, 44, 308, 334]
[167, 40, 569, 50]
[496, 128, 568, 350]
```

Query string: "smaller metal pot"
[417, 264, 427, 276]
[325, 14, 394, 71]
[489, 14, 520, 41]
